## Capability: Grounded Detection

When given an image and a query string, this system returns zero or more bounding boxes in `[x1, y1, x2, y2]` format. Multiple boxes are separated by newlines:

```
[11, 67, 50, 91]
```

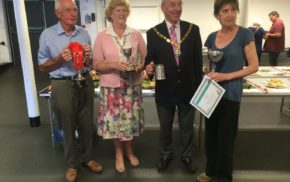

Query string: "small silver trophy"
[208, 50, 224, 73]
[122, 48, 135, 72]
[74, 54, 87, 88]
[120, 48, 134, 79]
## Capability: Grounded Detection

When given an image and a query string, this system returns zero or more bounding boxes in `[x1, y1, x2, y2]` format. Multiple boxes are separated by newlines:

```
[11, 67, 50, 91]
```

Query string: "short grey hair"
[161, 0, 183, 7]
[55, 0, 76, 11]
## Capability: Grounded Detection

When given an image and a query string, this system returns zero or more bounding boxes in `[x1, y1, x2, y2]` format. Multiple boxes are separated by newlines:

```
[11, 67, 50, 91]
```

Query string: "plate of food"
[260, 68, 271, 72]
[273, 72, 285, 76]
[142, 80, 155, 89]
[266, 78, 287, 89]
[243, 81, 252, 89]
[282, 68, 290, 71]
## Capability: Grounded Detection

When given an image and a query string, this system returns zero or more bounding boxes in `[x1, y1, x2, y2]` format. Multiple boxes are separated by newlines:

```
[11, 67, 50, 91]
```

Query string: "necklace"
[153, 23, 193, 56]
[114, 35, 126, 51]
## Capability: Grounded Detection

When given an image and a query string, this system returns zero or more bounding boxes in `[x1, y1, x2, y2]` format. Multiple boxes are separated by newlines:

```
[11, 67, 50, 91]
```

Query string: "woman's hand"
[111, 61, 128, 72]
[207, 72, 231, 82]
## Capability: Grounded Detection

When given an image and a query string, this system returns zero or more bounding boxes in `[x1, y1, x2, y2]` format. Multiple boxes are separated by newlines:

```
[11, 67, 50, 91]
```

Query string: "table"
[39, 66, 290, 148]
[38, 87, 156, 148]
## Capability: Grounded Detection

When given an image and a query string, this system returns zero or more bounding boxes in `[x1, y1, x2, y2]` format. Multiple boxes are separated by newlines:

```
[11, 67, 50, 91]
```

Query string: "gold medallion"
[175, 48, 181, 56]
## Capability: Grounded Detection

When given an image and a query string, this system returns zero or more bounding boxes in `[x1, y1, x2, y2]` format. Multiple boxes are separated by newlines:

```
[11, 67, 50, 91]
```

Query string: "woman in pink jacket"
[93, 0, 147, 173]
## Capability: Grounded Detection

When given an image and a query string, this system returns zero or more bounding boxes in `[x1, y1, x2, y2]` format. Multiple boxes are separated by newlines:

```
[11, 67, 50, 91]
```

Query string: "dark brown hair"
[214, 0, 239, 16]
[268, 11, 279, 17]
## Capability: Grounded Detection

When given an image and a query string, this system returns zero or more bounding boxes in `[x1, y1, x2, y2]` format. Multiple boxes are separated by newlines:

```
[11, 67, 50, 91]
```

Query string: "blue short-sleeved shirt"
[38, 22, 91, 78]
[248, 27, 265, 52]
[205, 27, 254, 102]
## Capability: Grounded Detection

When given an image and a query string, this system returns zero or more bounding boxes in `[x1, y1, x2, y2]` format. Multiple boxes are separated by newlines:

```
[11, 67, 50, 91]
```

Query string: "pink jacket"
[93, 26, 147, 88]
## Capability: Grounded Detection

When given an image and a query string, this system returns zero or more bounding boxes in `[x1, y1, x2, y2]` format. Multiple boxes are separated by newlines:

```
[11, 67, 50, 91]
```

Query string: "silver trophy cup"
[120, 48, 134, 79]
[122, 48, 135, 72]
[208, 50, 224, 73]
[155, 64, 166, 80]
[74, 70, 87, 88]
[74, 54, 87, 88]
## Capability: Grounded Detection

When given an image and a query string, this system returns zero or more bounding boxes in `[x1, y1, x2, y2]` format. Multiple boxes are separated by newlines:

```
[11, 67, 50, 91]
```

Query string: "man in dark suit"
[145, 0, 203, 174]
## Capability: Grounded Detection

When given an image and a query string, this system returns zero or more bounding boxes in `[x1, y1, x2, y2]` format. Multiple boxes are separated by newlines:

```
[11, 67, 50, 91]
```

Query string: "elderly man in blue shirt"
[38, 0, 102, 181]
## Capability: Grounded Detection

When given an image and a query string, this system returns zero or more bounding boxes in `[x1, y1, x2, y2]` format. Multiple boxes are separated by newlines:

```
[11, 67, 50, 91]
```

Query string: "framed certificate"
[190, 76, 225, 118]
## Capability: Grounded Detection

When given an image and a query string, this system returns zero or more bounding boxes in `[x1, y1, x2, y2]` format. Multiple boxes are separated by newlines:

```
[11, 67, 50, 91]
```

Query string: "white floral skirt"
[97, 79, 144, 141]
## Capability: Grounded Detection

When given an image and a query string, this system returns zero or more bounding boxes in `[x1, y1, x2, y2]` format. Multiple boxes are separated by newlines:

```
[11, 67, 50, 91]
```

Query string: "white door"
[0, 0, 12, 64]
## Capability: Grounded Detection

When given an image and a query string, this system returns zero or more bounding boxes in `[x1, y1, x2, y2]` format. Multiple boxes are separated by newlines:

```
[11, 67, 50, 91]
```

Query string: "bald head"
[161, 0, 182, 24]
[55, 0, 76, 11]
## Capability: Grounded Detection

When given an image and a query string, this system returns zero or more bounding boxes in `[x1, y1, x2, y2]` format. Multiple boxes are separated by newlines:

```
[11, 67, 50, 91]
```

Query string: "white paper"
[190, 76, 225, 118]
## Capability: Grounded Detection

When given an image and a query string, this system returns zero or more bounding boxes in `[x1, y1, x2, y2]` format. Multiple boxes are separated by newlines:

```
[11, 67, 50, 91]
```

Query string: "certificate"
[190, 76, 225, 118]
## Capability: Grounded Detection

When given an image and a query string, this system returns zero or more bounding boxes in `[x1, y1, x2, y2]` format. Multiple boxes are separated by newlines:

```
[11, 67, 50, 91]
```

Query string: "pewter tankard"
[155, 64, 166, 80]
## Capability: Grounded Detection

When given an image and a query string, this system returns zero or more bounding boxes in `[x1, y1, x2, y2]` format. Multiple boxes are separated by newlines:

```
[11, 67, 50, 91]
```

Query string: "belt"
[51, 72, 88, 80]
[51, 76, 75, 80]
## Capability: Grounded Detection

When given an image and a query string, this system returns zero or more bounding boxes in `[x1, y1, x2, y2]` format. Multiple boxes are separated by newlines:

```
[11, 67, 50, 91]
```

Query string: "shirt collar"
[165, 19, 180, 30]
[106, 23, 133, 37]
[56, 21, 79, 36]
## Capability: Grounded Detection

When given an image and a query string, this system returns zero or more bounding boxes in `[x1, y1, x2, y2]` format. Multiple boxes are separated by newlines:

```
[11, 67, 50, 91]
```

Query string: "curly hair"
[105, 0, 131, 22]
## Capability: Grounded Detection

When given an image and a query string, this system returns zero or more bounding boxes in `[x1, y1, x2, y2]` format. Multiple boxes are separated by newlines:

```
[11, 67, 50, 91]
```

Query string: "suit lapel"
[180, 21, 186, 39]
[179, 21, 188, 65]
[158, 21, 170, 39]
[157, 21, 176, 64]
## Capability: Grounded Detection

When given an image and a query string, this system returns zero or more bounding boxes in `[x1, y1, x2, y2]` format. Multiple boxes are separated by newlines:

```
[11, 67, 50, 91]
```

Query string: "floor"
[0, 53, 290, 182]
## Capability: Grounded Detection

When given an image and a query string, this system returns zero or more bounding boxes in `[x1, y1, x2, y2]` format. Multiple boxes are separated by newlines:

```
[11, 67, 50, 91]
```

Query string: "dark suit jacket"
[145, 20, 203, 107]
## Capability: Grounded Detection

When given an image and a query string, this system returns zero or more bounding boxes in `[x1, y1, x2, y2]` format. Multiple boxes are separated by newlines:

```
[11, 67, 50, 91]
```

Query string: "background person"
[145, 0, 203, 174]
[93, 0, 147, 173]
[248, 20, 265, 63]
[263, 11, 285, 66]
[38, 0, 102, 181]
[196, 0, 258, 181]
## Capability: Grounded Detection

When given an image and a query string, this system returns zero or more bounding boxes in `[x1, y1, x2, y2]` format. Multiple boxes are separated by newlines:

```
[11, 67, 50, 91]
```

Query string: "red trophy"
[69, 42, 87, 88]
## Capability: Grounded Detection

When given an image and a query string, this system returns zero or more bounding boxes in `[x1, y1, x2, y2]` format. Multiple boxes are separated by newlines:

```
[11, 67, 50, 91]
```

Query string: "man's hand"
[83, 44, 91, 58]
[264, 33, 270, 39]
[145, 61, 155, 76]
[60, 47, 72, 62]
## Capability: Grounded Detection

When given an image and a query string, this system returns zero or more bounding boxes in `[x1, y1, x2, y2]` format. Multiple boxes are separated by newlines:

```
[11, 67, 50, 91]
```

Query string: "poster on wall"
[0, 0, 12, 64]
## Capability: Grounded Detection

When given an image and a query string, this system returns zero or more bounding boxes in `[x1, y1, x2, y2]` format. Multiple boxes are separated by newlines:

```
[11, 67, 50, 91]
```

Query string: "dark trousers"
[268, 51, 280, 66]
[245, 50, 262, 66]
[205, 98, 240, 182]
[257, 50, 262, 64]
[51, 75, 94, 168]
[156, 103, 195, 159]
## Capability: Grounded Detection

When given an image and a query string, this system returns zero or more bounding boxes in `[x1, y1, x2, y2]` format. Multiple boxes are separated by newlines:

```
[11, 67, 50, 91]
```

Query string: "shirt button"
[177, 80, 181, 84]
